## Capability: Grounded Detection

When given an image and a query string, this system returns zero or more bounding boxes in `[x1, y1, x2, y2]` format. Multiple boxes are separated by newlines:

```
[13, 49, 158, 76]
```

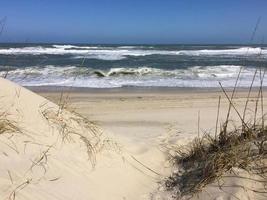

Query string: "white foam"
[52, 45, 100, 49]
[0, 46, 265, 61]
[1, 65, 263, 88]
[177, 47, 264, 56]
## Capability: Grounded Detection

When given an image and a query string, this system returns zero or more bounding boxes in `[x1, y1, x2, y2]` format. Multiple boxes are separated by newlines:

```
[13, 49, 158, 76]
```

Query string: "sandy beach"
[1, 77, 266, 200]
[33, 86, 267, 199]
[33, 86, 267, 145]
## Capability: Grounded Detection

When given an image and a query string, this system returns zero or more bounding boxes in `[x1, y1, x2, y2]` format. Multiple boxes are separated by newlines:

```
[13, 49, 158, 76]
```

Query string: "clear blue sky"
[1, 0, 267, 44]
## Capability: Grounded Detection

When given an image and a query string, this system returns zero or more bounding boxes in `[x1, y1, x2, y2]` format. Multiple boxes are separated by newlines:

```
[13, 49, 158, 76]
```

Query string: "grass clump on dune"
[166, 69, 267, 198]
[166, 124, 267, 197]
[0, 112, 20, 135]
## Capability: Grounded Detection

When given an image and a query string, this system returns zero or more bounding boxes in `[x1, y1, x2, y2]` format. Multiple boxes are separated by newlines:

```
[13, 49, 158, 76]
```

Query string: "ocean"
[0, 44, 266, 88]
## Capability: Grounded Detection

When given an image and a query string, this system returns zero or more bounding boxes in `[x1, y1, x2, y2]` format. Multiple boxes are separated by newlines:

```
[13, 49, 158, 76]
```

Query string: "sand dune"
[0, 78, 169, 200]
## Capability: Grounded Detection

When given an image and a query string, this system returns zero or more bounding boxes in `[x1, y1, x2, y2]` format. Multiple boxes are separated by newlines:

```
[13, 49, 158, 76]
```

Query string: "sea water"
[0, 44, 266, 88]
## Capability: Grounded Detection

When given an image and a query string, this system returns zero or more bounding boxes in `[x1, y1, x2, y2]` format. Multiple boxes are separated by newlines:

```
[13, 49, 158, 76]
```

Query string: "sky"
[0, 0, 267, 44]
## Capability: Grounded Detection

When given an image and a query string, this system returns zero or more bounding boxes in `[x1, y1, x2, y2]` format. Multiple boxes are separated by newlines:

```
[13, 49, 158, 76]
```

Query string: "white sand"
[39, 87, 267, 200]
[1, 78, 266, 200]
[0, 78, 168, 200]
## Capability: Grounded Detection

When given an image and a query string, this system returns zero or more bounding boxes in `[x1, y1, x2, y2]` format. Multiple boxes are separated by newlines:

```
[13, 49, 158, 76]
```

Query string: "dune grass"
[0, 112, 20, 135]
[165, 69, 267, 198]
[39, 93, 122, 168]
[166, 124, 267, 197]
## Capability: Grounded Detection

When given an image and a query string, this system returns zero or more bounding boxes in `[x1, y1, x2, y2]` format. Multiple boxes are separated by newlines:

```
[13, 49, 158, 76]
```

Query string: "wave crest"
[1, 65, 262, 88]
[0, 45, 265, 61]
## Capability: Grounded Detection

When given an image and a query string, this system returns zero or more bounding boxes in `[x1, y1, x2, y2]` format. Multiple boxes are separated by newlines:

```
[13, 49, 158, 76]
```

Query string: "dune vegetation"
[165, 69, 267, 199]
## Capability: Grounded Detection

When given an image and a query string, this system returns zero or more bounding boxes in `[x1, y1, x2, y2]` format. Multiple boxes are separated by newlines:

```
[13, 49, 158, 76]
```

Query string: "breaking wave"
[0, 45, 266, 61]
[0, 65, 264, 88]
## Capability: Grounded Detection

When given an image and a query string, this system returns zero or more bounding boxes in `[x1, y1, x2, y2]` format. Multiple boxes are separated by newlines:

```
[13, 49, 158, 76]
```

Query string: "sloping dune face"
[0, 78, 163, 200]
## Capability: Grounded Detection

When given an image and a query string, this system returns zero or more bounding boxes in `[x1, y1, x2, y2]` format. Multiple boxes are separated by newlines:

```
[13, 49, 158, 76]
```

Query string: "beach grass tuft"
[165, 68, 267, 198]
[166, 124, 267, 197]
[0, 112, 20, 135]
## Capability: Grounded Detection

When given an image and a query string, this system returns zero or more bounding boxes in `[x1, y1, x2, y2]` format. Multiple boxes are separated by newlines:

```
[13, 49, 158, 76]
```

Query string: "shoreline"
[27, 85, 267, 94]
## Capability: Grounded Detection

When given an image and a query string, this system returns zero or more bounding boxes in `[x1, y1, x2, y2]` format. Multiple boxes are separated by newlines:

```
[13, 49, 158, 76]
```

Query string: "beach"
[0, 0, 267, 197]
[0, 43, 267, 199]
[1, 0, 267, 198]
[33, 86, 266, 142]
[0, 77, 266, 199]
[33, 86, 267, 199]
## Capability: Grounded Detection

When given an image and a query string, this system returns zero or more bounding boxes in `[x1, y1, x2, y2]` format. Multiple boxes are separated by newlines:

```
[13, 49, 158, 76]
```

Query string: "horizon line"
[0, 42, 266, 46]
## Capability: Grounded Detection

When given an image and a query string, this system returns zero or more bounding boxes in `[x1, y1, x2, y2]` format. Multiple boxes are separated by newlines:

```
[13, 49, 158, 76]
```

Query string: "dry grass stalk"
[215, 95, 221, 140]
[8, 179, 32, 200]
